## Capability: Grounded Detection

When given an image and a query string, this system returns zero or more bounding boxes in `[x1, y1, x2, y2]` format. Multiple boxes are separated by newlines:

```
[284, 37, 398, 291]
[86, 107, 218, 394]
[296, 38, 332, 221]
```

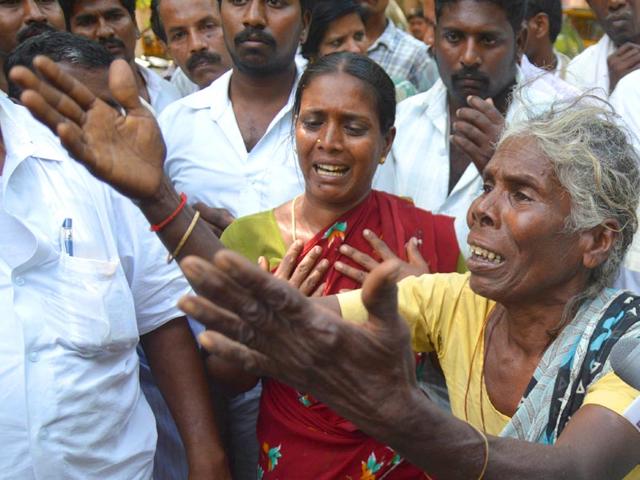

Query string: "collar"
[0, 95, 67, 183]
[180, 66, 302, 124]
[368, 19, 396, 52]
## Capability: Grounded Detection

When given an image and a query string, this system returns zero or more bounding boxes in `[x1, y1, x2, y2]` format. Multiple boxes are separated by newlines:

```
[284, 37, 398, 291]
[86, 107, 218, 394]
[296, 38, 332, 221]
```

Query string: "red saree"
[257, 191, 459, 479]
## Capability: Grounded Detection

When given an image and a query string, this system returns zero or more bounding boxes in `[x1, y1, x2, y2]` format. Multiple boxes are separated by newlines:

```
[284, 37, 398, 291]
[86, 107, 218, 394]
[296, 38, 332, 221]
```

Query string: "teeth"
[315, 164, 349, 177]
[468, 245, 503, 264]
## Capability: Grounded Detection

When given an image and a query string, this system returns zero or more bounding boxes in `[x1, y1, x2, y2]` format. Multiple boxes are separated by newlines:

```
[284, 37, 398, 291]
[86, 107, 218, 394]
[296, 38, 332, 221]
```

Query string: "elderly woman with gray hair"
[181, 103, 640, 479]
[10, 56, 640, 478]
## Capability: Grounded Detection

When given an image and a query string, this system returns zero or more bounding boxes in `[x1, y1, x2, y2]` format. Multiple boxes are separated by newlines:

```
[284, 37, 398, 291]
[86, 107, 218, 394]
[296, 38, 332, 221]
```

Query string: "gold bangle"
[167, 210, 200, 263]
[468, 422, 489, 480]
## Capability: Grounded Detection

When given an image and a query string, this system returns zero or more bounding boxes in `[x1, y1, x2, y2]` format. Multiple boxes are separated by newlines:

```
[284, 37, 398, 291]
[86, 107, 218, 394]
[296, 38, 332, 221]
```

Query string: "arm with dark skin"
[608, 43, 640, 93]
[141, 317, 231, 479]
[177, 250, 640, 480]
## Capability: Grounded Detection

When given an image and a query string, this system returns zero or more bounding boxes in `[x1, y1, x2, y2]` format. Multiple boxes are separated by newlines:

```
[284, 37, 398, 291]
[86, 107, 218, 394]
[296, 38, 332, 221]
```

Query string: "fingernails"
[339, 245, 350, 254]
[313, 246, 322, 254]
[335, 261, 344, 270]
[257, 256, 265, 265]
[363, 229, 372, 237]
[182, 260, 205, 284]
[319, 259, 330, 268]
[178, 296, 201, 317]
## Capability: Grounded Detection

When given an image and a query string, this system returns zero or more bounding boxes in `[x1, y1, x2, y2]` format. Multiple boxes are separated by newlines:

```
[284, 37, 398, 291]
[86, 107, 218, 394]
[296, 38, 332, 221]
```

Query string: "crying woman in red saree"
[218, 53, 463, 479]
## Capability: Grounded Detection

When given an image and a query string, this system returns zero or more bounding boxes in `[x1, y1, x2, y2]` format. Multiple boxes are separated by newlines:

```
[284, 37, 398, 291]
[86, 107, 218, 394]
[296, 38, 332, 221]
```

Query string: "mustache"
[98, 36, 126, 51]
[606, 11, 632, 24]
[451, 68, 490, 85]
[186, 50, 222, 72]
[234, 27, 276, 48]
[16, 22, 58, 45]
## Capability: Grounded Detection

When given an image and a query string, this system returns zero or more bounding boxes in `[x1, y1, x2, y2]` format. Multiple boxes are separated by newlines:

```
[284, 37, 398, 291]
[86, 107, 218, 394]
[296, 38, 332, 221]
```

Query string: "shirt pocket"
[45, 254, 138, 355]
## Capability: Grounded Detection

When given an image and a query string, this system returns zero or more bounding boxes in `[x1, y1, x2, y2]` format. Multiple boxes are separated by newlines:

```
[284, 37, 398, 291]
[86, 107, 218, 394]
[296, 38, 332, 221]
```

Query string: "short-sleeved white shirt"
[138, 64, 182, 114]
[159, 69, 304, 218]
[0, 96, 191, 480]
[566, 34, 616, 98]
[375, 69, 576, 253]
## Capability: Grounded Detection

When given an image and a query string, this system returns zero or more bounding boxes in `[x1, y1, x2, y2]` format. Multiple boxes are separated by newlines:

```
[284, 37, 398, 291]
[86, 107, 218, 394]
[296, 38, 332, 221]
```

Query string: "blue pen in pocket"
[61, 218, 74, 256]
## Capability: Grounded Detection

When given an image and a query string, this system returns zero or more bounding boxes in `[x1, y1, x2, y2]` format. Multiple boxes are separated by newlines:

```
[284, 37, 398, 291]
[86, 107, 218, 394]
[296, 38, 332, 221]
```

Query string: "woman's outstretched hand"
[178, 250, 418, 430]
[9, 56, 166, 201]
[335, 229, 430, 284]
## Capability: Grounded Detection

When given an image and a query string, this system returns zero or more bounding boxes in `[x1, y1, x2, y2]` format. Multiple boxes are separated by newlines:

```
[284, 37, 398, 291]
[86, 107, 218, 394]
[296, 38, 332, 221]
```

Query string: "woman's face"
[466, 136, 591, 305]
[296, 72, 393, 208]
[318, 13, 367, 57]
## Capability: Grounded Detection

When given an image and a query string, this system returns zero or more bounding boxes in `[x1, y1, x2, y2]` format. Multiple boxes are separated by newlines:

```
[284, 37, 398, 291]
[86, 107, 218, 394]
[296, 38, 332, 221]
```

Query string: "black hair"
[524, 0, 563, 43]
[293, 52, 396, 134]
[406, 7, 426, 21]
[60, 0, 136, 29]
[150, 0, 166, 43]
[216, 0, 313, 16]
[5, 31, 113, 99]
[300, 0, 365, 60]
[435, 0, 526, 34]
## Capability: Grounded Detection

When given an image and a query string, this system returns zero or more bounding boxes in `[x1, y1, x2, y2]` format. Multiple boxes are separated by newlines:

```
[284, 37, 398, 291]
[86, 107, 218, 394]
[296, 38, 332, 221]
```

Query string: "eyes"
[169, 21, 219, 43]
[299, 116, 369, 137]
[228, 0, 287, 7]
[73, 9, 128, 27]
[482, 182, 534, 203]
[442, 30, 500, 47]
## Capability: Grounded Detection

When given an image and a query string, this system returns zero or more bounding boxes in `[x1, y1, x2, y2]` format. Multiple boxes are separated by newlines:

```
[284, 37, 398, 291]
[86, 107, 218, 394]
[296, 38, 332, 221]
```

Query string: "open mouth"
[314, 163, 350, 177]
[468, 244, 504, 264]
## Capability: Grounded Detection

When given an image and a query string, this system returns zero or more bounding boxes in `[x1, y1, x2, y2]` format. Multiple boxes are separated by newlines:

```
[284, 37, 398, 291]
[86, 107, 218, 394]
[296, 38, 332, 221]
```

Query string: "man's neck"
[529, 46, 557, 72]
[365, 13, 388, 44]
[448, 78, 517, 118]
[133, 61, 150, 104]
[229, 63, 297, 107]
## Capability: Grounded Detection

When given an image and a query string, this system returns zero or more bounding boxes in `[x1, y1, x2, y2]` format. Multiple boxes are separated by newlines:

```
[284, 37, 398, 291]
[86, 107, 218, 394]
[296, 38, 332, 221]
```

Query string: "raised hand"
[334, 229, 430, 285]
[451, 95, 505, 173]
[9, 56, 166, 201]
[608, 43, 640, 93]
[192, 202, 235, 237]
[177, 250, 418, 428]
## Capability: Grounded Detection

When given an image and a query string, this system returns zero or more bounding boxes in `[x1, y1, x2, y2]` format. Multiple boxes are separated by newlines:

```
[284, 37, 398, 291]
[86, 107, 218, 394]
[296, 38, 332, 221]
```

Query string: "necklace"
[291, 195, 300, 242]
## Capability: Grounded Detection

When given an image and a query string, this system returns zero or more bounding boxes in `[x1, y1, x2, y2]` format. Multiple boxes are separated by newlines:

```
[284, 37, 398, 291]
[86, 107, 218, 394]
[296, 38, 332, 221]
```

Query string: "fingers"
[179, 294, 255, 345]
[32, 55, 95, 112]
[360, 260, 404, 335]
[363, 229, 397, 260]
[334, 259, 368, 284]
[108, 59, 143, 112]
[311, 282, 327, 297]
[198, 331, 271, 377]
[406, 238, 430, 273]
[257, 256, 269, 271]
[297, 259, 329, 296]
[465, 95, 504, 124]
[273, 240, 304, 279]
[10, 66, 87, 130]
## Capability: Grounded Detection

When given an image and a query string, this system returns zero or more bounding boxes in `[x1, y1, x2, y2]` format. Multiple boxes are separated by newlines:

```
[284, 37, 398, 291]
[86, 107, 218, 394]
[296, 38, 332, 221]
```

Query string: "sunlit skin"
[274, 71, 394, 245]
[159, 0, 231, 88]
[317, 13, 367, 59]
[434, 0, 522, 112]
[589, 0, 640, 46]
[466, 136, 592, 308]
[68, 0, 138, 62]
[0, 0, 65, 91]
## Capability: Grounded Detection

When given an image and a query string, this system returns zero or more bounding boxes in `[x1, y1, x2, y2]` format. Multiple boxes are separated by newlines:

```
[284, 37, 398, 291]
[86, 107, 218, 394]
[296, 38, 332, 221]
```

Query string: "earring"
[379, 156, 386, 165]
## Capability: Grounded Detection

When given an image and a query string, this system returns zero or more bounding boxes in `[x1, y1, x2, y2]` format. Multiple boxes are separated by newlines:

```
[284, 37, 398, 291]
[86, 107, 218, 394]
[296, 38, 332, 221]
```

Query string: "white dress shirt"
[375, 68, 576, 252]
[160, 69, 304, 218]
[170, 67, 199, 98]
[0, 96, 190, 480]
[138, 64, 182, 114]
[566, 34, 616, 97]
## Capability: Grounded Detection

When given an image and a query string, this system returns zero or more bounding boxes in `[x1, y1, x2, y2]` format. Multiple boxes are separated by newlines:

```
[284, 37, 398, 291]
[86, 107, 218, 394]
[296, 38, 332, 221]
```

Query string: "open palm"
[9, 56, 165, 200]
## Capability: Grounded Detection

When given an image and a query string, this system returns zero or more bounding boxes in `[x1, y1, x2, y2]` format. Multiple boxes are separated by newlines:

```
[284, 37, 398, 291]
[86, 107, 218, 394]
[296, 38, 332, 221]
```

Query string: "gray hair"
[499, 99, 640, 305]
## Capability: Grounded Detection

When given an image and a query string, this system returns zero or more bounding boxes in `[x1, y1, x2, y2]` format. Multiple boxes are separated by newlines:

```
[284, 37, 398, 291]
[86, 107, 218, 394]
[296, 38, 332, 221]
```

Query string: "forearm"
[138, 176, 224, 261]
[141, 317, 228, 476]
[347, 387, 596, 480]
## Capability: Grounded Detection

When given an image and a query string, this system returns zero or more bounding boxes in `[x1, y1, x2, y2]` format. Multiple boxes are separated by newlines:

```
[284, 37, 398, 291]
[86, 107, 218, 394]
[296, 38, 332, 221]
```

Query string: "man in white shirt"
[566, 0, 640, 96]
[159, 1, 311, 478]
[0, 0, 66, 93]
[375, 0, 566, 251]
[150, 0, 231, 93]
[357, 0, 439, 92]
[61, 0, 181, 113]
[0, 92, 228, 477]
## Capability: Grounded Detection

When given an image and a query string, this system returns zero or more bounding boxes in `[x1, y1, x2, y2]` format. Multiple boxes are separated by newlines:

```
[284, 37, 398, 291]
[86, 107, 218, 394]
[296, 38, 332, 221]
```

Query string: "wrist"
[137, 176, 183, 225]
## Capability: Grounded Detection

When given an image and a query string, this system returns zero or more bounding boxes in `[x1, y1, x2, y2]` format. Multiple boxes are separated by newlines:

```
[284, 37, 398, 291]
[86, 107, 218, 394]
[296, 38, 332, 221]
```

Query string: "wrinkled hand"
[193, 203, 235, 237]
[258, 240, 329, 296]
[177, 250, 418, 430]
[451, 95, 504, 173]
[608, 43, 640, 93]
[334, 230, 430, 285]
[9, 56, 166, 201]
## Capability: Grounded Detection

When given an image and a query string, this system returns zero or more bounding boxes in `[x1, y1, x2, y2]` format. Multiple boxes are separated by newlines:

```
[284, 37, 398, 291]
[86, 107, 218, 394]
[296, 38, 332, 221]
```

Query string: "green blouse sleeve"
[220, 210, 288, 266]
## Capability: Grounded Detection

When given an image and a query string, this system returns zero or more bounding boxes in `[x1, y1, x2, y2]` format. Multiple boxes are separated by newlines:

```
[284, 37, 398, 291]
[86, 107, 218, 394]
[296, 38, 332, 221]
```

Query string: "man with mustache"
[150, 0, 231, 95]
[159, 1, 310, 478]
[61, 0, 181, 113]
[567, 0, 640, 96]
[0, 0, 65, 93]
[370, 0, 566, 260]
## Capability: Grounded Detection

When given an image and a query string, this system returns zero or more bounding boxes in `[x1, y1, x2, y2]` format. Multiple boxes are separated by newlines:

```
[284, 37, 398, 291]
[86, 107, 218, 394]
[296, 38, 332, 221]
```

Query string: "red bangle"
[150, 192, 187, 232]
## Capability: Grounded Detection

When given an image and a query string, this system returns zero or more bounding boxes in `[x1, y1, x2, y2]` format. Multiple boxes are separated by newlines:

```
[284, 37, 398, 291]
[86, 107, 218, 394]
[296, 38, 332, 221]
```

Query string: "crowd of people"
[0, 0, 639, 479]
